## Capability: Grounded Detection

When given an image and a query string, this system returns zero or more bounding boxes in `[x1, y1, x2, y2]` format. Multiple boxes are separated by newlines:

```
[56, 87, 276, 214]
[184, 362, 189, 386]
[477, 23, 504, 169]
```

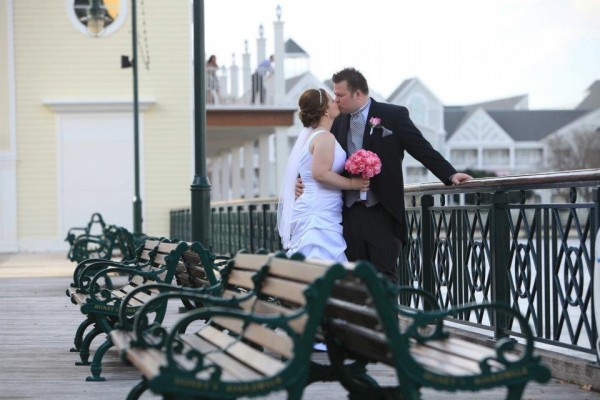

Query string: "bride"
[277, 88, 369, 262]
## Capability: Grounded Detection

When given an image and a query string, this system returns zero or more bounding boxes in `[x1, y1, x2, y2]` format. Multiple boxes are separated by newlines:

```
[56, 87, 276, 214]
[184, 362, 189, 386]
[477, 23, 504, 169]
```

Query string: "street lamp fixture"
[86, 0, 109, 37]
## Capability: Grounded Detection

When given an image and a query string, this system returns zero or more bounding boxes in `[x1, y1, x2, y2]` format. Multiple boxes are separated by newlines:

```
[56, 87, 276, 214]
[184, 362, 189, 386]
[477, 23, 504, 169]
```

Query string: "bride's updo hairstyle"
[298, 88, 328, 128]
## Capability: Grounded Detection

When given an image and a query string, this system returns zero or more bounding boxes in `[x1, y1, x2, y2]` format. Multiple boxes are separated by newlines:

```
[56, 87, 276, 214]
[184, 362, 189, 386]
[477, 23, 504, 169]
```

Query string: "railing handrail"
[405, 168, 600, 196]
[209, 196, 278, 208]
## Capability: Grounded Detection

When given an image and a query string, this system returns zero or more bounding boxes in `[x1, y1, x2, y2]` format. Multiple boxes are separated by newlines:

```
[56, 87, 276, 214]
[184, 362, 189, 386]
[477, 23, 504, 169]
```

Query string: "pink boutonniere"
[369, 117, 382, 135]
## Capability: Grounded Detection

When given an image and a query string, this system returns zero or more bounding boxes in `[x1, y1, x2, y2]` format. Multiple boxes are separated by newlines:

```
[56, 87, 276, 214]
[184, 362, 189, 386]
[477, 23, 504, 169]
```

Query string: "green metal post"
[421, 194, 435, 310]
[131, 0, 142, 234]
[491, 191, 510, 339]
[191, 0, 211, 244]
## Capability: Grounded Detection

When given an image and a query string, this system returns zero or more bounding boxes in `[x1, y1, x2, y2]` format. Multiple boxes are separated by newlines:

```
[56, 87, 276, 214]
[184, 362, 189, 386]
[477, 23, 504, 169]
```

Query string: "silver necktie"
[350, 111, 365, 150]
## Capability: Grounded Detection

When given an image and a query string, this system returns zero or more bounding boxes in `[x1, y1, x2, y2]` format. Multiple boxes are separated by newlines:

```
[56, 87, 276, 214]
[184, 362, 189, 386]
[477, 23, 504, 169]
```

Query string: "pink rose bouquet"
[344, 149, 382, 200]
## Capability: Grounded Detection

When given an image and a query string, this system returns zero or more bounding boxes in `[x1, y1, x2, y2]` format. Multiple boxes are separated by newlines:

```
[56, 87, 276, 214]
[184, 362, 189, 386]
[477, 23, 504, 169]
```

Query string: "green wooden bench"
[110, 252, 347, 400]
[66, 237, 162, 299]
[322, 260, 552, 400]
[67, 225, 146, 264]
[65, 212, 107, 253]
[68, 239, 189, 381]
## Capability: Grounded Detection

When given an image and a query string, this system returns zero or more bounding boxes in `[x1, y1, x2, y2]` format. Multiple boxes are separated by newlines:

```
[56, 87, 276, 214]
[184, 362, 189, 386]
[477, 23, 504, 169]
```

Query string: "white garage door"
[59, 113, 139, 237]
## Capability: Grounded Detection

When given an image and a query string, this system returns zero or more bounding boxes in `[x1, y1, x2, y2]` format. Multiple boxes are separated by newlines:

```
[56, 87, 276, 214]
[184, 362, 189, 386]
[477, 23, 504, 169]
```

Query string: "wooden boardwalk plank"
[0, 252, 599, 399]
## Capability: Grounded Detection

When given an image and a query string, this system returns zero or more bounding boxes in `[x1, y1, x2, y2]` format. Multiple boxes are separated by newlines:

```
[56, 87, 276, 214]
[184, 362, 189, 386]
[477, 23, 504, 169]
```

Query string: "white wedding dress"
[286, 130, 348, 262]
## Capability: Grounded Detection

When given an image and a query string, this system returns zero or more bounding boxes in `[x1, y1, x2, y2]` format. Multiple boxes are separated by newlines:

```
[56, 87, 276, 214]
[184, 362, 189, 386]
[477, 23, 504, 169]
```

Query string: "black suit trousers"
[342, 203, 402, 283]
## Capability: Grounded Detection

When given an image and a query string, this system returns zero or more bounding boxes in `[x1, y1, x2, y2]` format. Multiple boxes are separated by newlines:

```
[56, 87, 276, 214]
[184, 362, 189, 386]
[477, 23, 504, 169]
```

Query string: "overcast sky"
[204, 0, 599, 109]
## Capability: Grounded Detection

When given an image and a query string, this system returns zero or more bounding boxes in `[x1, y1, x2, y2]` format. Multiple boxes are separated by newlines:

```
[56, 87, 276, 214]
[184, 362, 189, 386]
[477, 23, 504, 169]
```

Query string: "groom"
[330, 67, 471, 282]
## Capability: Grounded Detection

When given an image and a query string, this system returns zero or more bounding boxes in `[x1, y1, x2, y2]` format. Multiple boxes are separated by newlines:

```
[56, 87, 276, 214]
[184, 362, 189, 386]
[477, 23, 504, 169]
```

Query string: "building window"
[483, 148, 510, 165]
[450, 149, 478, 168]
[515, 148, 543, 166]
[405, 166, 427, 183]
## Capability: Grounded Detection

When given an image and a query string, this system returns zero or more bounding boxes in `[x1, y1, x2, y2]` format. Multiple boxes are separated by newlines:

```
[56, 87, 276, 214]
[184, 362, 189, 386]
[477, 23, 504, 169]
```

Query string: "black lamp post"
[129, 0, 143, 235]
[87, 0, 143, 235]
[191, 0, 211, 245]
[118, 1, 143, 235]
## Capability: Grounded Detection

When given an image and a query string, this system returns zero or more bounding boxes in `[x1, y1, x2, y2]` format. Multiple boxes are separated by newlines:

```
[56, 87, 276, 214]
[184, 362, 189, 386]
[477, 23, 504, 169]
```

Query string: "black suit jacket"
[332, 98, 457, 241]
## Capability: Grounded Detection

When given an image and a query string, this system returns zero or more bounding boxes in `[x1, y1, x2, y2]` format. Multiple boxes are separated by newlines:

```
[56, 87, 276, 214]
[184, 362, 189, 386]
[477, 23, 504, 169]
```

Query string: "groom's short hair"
[332, 67, 369, 95]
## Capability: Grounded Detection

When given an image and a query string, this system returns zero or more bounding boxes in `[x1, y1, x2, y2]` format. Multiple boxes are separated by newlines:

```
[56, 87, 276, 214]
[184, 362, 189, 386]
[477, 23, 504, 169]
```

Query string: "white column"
[242, 41, 251, 102]
[0, 158, 18, 252]
[243, 141, 255, 199]
[0, 0, 18, 252]
[256, 25, 266, 68]
[211, 157, 222, 201]
[273, 14, 285, 105]
[258, 134, 271, 197]
[218, 65, 228, 103]
[509, 145, 515, 173]
[231, 147, 242, 199]
[221, 152, 231, 200]
[230, 54, 239, 100]
[274, 127, 290, 196]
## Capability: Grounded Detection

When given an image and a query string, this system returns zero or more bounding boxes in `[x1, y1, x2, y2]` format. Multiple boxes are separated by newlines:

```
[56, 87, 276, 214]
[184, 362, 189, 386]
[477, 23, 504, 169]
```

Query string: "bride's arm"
[311, 133, 368, 191]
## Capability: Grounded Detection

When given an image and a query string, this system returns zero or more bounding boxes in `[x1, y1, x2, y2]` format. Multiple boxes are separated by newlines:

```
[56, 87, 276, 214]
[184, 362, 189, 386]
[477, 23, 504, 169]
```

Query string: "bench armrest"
[407, 302, 539, 369]
[86, 265, 169, 300]
[65, 226, 88, 244]
[71, 257, 147, 288]
[118, 282, 251, 334]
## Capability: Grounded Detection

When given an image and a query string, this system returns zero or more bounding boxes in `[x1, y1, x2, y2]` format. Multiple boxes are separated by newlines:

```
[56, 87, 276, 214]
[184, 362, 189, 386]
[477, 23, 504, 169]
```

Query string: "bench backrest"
[323, 262, 392, 364]
[175, 241, 224, 290]
[102, 240, 186, 306]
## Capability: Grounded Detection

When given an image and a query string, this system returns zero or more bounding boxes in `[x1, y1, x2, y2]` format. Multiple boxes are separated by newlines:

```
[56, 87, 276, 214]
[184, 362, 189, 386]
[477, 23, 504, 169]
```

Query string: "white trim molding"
[43, 99, 155, 113]
[0, 156, 18, 252]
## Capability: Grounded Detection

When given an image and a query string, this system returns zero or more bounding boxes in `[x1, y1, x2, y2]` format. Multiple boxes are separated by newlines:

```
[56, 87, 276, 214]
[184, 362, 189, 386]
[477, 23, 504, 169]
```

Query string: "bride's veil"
[277, 126, 312, 249]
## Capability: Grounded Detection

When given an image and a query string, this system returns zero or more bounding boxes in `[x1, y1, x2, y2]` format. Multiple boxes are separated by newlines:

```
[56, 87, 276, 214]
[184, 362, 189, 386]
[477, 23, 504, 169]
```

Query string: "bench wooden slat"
[179, 332, 263, 380]
[239, 298, 307, 334]
[328, 319, 391, 364]
[197, 325, 286, 376]
[227, 270, 256, 290]
[229, 253, 271, 272]
[126, 347, 165, 378]
[110, 329, 135, 353]
[212, 316, 294, 359]
[325, 297, 380, 328]
[259, 276, 308, 305]
[267, 257, 328, 283]
[410, 340, 484, 374]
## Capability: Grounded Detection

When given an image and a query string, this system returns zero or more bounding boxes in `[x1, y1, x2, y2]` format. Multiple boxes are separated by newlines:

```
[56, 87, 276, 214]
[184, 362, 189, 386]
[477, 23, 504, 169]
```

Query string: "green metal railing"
[170, 169, 600, 362]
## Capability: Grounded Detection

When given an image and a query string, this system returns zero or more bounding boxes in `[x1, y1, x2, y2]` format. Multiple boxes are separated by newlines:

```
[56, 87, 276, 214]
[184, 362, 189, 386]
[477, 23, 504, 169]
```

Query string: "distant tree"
[546, 128, 600, 201]
[546, 129, 600, 171]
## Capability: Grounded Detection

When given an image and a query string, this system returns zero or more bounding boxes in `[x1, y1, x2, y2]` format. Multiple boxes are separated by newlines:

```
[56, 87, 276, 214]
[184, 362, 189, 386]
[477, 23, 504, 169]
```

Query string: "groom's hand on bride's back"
[295, 177, 304, 199]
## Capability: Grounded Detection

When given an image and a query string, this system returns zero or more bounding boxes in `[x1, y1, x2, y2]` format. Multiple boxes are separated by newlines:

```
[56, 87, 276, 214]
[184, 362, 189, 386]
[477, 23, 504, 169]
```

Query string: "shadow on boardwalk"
[0, 252, 599, 399]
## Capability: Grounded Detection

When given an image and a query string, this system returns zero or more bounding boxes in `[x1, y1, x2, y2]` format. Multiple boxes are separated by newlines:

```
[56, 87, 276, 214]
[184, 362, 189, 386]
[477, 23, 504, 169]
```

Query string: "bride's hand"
[360, 178, 370, 192]
[295, 177, 304, 199]
[351, 177, 369, 191]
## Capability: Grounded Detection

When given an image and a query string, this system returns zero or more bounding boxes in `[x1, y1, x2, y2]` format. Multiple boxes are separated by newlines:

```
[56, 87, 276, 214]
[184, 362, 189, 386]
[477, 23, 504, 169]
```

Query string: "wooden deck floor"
[1, 252, 599, 400]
